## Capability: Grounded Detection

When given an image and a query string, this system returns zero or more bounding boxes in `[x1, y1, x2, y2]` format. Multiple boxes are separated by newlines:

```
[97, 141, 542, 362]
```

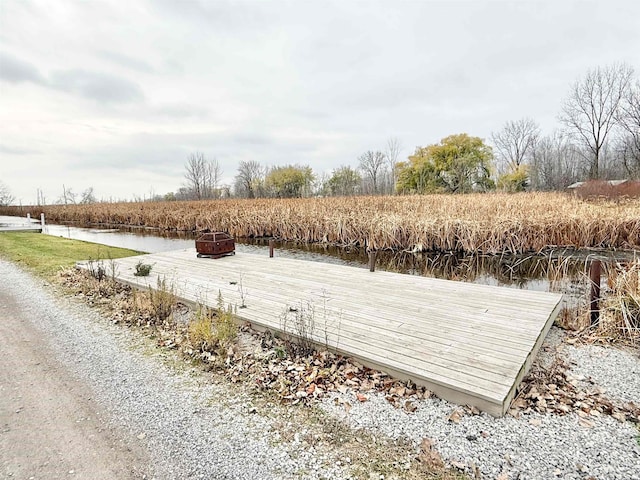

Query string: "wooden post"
[589, 260, 601, 327]
[368, 251, 377, 272]
[40, 213, 45, 227]
[269, 239, 274, 258]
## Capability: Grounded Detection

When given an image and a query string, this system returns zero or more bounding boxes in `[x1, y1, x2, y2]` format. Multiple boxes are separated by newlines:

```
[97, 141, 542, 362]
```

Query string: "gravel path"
[321, 329, 640, 480]
[0, 260, 344, 480]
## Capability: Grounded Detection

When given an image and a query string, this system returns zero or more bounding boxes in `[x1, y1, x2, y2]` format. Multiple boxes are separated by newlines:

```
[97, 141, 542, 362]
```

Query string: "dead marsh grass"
[5, 192, 640, 253]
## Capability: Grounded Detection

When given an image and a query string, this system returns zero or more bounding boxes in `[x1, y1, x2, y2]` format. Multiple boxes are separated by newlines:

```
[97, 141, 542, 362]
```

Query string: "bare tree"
[0, 181, 14, 206]
[616, 79, 640, 177]
[80, 187, 97, 204]
[209, 158, 222, 198]
[559, 63, 634, 179]
[491, 118, 540, 175]
[358, 150, 386, 195]
[385, 137, 402, 194]
[234, 160, 264, 198]
[530, 131, 582, 190]
[184, 152, 222, 200]
[59, 184, 77, 205]
[184, 152, 207, 200]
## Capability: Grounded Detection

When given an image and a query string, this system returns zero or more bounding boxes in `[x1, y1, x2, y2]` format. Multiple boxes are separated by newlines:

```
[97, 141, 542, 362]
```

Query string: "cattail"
[5, 193, 639, 254]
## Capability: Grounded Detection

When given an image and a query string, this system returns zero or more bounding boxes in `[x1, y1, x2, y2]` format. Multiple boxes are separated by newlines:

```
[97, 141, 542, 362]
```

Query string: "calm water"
[4, 215, 635, 307]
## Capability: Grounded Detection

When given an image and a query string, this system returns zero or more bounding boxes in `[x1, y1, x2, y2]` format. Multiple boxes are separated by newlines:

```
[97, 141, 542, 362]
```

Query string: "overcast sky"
[1, 0, 638, 204]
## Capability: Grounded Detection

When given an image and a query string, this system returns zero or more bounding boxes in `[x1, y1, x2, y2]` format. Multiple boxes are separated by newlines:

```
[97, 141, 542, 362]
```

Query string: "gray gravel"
[0, 260, 345, 480]
[321, 329, 640, 480]
[565, 343, 640, 405]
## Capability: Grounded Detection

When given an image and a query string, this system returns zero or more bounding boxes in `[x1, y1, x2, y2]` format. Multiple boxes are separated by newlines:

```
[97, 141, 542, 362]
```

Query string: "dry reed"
[4, 192, 640, 254]
[601, 260, 640, 342]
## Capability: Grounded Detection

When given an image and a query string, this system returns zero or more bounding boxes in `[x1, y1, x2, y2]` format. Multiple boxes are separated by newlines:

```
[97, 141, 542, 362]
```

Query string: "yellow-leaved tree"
[396, 134, 495, 194]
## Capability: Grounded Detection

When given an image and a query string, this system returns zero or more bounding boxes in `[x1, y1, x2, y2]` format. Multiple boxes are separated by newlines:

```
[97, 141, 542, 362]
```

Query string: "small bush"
[87, 258, 107, 282]
[148, 276, 175, 325]
[188, 306, 217, 352]
[573, 180, 640, 200]
[188, 291, 237, 355]
[134, 261, 153, 277]
[280, 300, 316, 357]
[497, 165, 529, 192]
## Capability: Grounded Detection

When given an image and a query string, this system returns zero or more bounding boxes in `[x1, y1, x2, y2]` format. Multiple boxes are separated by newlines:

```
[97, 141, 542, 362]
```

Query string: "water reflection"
[44, 224, 194, 253]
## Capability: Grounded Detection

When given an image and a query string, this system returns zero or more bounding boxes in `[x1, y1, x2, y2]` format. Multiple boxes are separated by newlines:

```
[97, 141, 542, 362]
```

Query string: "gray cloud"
[230, 133, 273, 146]
[0, 51, 45, 84]
[49, 69, 144, 104]
[153, 104, 210, 120]
[0, 144, 40, 155]
[152, 0, 268, 31]
[0, 50, 145, 105]
[97, 50, 155, 74]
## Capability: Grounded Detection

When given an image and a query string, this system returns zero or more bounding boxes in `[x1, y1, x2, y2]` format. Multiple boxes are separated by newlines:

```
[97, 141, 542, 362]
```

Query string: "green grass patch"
[0, 232, 142, 277]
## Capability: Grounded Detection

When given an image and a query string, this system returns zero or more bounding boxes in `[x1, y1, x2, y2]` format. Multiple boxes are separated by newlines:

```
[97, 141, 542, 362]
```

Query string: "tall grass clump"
[602, 260, 640, 342]
[188, 291, 237, 355]
[149, 276, 176, 326]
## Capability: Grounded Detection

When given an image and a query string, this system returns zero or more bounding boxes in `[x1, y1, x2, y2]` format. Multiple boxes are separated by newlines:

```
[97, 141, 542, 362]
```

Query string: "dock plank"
[82, 248, 562, 416]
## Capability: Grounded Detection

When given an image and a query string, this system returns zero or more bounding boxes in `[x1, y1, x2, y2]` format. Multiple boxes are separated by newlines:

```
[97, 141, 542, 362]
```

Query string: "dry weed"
[9, 192, 640, 253]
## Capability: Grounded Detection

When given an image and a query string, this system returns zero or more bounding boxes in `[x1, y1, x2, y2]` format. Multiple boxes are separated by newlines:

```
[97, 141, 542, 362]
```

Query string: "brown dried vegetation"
[7, 192, 640, 253]
[510, 346, 639, 424]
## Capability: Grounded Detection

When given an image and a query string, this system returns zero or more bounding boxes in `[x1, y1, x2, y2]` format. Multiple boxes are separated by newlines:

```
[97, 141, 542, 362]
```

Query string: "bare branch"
[358, 150, 386, 195]
[234, 160, 264, 198]
[491, 118, 540, 174]
[0, 181, 14, 206]
[559, 63, 634, 178]
[385, 137, 402, 194]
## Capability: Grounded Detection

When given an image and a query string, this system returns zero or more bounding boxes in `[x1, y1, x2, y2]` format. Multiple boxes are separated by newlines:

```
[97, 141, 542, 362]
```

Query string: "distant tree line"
[3, 63, 637, 206]
[190, 62, 636, 198]
[493, 63, 639, 191]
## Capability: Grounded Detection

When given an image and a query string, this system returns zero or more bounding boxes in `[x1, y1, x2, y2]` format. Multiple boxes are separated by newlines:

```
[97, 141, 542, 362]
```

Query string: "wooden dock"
[0, 226, 42, 233]
[86, 248, 563, 416]
[0, 215, 42, 233]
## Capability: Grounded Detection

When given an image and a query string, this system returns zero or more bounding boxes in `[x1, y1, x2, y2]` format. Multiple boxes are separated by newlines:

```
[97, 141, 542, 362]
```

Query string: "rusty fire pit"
[195, 232, 235, 258]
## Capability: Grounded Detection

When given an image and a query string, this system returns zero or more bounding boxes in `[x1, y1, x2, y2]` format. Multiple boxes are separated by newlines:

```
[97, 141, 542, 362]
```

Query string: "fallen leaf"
[448, 409, 463, 424]
[404, 401, 417, 413]
[418, 438, 444, 468]
[612, 411, 627, 422]
[578, 418, 594, 428]
[356, 393, 368, 403]
[529, 418, 542, 426]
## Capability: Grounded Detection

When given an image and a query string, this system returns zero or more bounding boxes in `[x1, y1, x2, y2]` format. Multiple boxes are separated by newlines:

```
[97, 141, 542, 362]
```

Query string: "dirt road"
[0, 284, 150, 479]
